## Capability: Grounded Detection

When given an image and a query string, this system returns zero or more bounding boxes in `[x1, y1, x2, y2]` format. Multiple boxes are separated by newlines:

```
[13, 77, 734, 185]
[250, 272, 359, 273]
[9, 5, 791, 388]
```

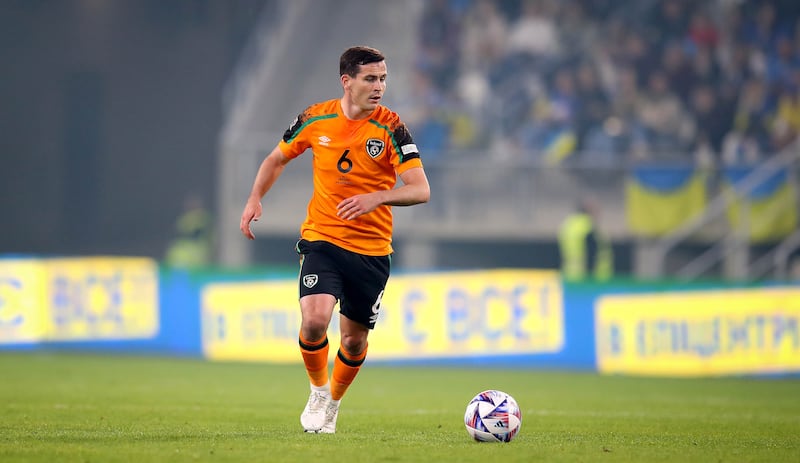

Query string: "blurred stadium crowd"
[407, 0, 800, 168]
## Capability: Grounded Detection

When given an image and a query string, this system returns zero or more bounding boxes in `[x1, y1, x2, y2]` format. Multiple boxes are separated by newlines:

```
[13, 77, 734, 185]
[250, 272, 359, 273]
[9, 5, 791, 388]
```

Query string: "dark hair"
[339, 46, 385, 77]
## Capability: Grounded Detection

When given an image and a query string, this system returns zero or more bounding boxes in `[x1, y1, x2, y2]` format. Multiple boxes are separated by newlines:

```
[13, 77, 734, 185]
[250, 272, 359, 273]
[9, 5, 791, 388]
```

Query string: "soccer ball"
[464, 389, 521, 442]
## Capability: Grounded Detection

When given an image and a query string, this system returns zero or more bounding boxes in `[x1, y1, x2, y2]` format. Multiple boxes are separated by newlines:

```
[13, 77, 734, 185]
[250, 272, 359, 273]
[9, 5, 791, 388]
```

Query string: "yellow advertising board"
[596, 287, 800, 376]
[42, 258, 159, 340]
[202, 280, 314, 362]
[202, 270, 563, 363]
[0, 257, 159, 343]
[0, 260, 48, 343]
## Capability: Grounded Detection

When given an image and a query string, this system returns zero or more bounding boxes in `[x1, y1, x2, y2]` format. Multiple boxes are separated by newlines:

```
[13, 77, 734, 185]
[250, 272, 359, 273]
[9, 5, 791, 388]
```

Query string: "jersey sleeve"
[278, 110, 312, 159]
[392, 122, 423, 174]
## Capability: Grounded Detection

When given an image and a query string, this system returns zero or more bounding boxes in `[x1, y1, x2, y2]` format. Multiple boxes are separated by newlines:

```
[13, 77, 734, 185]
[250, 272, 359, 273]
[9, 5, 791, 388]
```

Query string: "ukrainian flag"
[722, 165, 798, 243]
[625, 164, 707, 237]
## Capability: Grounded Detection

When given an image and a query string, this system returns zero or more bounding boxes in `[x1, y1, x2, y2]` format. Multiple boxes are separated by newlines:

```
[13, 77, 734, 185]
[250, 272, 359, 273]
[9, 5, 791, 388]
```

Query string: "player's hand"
[240, 200, 262, 240]
[337, 193, 381, 220]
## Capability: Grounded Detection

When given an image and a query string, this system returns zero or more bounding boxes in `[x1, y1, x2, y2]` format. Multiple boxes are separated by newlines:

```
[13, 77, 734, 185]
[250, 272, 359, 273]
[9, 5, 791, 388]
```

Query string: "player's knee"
[301, 319, 329, 341]
[340, 333, 367, 356]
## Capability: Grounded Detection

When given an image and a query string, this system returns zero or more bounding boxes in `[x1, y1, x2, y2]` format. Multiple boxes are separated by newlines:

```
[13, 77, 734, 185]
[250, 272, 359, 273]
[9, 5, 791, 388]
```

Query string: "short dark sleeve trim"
[368, 119, 419, 162]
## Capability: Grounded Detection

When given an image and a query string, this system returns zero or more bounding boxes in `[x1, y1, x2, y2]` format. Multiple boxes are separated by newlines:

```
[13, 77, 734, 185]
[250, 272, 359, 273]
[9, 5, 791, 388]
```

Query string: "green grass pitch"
[1, 352, 798, 462]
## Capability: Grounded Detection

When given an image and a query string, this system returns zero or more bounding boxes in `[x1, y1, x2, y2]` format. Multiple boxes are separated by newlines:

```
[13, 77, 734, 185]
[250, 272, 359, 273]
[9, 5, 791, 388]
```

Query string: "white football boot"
[319, 400, 340, 434]
[301, 388, 331, 432]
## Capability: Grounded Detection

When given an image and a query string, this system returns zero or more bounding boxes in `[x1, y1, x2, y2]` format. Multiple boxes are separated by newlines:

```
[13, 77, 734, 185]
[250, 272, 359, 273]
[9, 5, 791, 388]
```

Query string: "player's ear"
[341, 74, 349, 90]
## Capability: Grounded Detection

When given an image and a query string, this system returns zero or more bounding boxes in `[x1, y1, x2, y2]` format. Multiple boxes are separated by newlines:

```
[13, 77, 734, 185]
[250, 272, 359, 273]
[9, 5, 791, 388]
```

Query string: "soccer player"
[239, 46, 430, 433]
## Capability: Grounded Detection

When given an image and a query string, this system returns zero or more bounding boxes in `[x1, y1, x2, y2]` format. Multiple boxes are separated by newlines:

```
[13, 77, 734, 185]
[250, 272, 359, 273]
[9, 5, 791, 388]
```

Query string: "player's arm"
[240, 145, 292, 239]
[337, 166, 430, 221]
[387, 166, 430, 206]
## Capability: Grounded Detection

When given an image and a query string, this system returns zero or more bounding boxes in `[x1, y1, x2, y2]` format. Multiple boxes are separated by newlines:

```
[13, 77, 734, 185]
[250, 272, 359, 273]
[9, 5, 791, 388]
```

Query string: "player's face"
[346, 61, 387, 112]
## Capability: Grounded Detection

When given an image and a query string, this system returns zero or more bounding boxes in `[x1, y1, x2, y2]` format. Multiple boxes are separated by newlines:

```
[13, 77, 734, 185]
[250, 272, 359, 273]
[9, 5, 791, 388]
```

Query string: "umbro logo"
[303, 274, 318, 288]
[318, 136, 331, 146]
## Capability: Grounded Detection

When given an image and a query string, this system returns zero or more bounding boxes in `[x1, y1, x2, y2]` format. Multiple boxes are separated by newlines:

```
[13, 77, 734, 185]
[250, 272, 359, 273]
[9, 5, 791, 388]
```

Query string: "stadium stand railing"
[639, 140, 800, 281]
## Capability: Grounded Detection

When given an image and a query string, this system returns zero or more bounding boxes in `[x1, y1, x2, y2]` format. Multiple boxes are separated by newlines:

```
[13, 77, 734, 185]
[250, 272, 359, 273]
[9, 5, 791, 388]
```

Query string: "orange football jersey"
[278, 99, 423, 256]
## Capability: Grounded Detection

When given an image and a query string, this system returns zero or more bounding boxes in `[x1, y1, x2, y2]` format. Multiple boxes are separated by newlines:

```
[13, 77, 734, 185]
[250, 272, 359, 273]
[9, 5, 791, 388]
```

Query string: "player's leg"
[319, 315, 368, 433]
[330, 252, 389, 401]
[331, 315, 369, 401]
[321, 250, 390, 433]
[299, 293, 336, 386]
[298, 293, 337, 432]
[296, 239, 342, 432]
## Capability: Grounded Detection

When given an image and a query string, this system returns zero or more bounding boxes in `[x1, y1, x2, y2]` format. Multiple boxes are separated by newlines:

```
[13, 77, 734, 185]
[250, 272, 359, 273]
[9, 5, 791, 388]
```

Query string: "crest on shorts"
[366, 138, 385, 158]
[302, 274, 318, 288]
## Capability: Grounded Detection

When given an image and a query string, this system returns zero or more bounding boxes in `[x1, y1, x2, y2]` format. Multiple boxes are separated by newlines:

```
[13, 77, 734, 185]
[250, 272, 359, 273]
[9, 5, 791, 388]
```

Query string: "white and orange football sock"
[299, 332, 329, 388]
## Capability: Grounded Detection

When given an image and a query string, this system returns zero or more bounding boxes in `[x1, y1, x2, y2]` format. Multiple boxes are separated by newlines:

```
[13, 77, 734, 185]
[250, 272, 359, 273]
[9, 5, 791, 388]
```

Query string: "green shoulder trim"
[285, 113, 338, 143]
[368, 119, 403, 160]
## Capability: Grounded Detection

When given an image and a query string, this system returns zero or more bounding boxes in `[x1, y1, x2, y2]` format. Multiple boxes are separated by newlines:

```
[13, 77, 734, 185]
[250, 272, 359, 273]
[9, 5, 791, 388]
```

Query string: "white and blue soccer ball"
[464, 389, 522, 443]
